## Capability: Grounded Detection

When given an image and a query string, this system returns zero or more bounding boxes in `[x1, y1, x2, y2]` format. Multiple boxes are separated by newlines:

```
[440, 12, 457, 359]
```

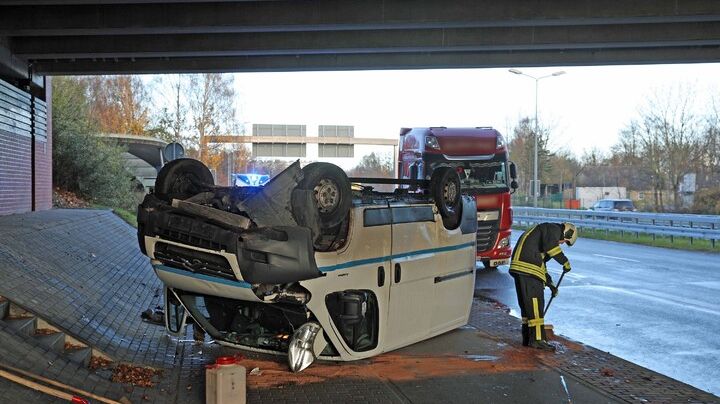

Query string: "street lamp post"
[508, 69, 566, 207]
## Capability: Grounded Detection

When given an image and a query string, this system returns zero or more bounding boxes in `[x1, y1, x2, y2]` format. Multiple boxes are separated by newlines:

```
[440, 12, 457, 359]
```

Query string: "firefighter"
[509, 222, 577, 351]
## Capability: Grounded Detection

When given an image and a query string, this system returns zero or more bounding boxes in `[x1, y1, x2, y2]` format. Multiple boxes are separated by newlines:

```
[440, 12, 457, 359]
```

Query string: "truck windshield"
[458, 162, 508, 191]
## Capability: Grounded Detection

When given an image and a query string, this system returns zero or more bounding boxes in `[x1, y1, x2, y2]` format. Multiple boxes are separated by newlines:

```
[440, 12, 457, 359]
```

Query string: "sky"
[232, 63, 720, 159]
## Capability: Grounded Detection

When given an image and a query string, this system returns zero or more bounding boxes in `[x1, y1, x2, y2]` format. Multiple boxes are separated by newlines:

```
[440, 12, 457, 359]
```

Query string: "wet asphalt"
[475, 233, 720, 396]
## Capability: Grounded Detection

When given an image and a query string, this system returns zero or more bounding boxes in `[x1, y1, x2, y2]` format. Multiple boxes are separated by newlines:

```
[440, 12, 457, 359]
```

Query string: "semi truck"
[397, 127, 518, 269]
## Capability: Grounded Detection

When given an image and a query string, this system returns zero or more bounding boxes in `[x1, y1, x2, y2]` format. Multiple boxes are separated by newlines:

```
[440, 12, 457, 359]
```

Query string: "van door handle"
[394, 263, 401, 283]
[378, 266, 385, 287]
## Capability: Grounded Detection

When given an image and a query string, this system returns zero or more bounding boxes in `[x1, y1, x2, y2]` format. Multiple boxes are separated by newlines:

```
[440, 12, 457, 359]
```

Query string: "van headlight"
[498, 237, 510, 248]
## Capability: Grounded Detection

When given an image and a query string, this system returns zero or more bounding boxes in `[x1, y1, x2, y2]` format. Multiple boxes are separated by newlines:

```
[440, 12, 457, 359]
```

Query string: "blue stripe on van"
[153, 264, 252, 289]
[318, 241, 475, 273]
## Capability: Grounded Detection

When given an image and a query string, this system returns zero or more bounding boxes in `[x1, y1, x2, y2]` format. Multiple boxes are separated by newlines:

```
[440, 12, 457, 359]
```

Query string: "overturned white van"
[137, 159, 477, 371]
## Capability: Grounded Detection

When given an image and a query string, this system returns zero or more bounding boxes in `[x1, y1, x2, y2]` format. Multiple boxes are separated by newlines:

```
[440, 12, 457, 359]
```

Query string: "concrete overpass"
[1, 0, 720, 88]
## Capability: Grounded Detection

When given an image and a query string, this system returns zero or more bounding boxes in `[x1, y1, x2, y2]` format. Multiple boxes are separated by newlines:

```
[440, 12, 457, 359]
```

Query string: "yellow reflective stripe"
[510, 265, 543, 277]
[528, 318, 544, 327]
[510, 260, 547, 282]
[513, 226, 536, 261]
[509, 267, 547, 283]
[547, 246, 562, 257]
[532, 298, 542, 340]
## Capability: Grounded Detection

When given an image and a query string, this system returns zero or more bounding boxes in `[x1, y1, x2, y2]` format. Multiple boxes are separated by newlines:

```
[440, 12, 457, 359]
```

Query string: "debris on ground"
[232, 347, 540, 389]
[548, 341, 567, 354]
[52, 188, 90, 209]
[140, 308, 164, 325]
[249, 367, 262, 376]
[111, 363, 164, 387]
[89, 356, 114, 370]
[601, 367, 615, 377]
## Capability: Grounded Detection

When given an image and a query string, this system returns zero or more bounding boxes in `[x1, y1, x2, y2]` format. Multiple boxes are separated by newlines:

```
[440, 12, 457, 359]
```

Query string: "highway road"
[475, 234, 720, 396]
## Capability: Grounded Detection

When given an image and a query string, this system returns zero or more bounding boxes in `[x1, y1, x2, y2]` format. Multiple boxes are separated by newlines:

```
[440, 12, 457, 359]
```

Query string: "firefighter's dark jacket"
[509, 223, 569, 283]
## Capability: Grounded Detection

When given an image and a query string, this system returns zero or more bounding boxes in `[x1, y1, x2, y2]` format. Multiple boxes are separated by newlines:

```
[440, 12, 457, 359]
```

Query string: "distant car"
[589, 199, 637, 212]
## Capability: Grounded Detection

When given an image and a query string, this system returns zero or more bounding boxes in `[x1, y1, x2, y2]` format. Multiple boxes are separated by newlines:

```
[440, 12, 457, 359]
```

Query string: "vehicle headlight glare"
[498, 237, 510, 248]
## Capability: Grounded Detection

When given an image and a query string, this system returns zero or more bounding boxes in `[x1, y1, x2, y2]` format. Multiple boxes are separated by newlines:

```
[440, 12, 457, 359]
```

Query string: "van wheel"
[155, 158, 214, 202]
[297, 163, 352, 229]
[430, 167, 461, 227]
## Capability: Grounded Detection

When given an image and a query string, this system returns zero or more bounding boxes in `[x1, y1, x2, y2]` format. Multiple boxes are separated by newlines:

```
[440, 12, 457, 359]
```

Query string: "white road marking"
[593, 254, 640, 263]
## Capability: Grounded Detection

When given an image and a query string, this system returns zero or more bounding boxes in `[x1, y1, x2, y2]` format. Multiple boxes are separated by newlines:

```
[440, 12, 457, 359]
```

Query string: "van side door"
[384, 204, 438, 351]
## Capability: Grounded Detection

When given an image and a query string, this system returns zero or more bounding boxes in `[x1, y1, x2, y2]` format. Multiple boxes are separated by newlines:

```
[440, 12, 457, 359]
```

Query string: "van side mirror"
[509, 162, 517, 180]
[165, 288, 187, 336]
[510, 180, 519, 194]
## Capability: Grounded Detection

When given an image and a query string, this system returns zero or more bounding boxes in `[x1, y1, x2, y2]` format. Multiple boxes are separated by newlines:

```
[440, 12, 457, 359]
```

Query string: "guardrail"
[513, 207, 720, 246]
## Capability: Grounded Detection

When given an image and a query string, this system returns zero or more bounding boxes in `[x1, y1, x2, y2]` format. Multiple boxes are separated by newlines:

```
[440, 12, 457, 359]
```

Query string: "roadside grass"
[91, 204, 137, 228]
[512, 225, 720, 253]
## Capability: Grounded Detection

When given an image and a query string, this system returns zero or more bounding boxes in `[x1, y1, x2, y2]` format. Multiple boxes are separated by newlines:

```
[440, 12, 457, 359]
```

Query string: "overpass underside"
[1, 0, 719, 86]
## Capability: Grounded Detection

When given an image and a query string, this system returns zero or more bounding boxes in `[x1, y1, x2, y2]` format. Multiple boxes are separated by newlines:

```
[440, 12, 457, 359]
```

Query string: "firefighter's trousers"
[511, 272, 547, 345]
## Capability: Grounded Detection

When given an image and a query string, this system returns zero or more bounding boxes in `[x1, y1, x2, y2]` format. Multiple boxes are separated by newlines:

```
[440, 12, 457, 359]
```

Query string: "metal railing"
[513, 207, 720, 246]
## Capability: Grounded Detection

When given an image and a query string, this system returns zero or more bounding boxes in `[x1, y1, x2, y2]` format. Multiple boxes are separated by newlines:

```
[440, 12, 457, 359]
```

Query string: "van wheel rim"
[314, 179, 340, 213]
[444, 181, 458, 205]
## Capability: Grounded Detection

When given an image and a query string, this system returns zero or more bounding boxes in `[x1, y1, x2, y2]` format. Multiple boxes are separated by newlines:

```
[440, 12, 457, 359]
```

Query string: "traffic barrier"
[513, 207, 720, 246]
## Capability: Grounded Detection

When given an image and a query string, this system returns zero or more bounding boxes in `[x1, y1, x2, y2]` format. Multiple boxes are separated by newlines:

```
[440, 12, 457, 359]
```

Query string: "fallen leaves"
[89, 356, 114, 370]
[111, 364, 164, 388]
[53, 188, 90, 209]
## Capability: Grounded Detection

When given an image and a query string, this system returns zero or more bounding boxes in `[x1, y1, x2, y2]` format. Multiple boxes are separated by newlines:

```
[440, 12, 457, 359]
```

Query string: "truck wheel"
[297, 163, 352, 229]
[430, 167, 461, 228]
[155, 158, 214, 202]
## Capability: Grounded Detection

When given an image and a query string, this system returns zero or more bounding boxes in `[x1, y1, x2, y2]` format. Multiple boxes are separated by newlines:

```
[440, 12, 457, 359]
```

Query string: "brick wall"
[34, 136, 52, 210]
[0, 78, 52, 215]
[0, 131, 32, 214]
[34, 80, 52, 211]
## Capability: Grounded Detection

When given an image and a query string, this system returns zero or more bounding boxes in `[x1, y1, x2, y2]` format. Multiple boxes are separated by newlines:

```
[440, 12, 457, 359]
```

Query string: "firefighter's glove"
[548, 283, 559, 298]
[563, 262, 572, 273]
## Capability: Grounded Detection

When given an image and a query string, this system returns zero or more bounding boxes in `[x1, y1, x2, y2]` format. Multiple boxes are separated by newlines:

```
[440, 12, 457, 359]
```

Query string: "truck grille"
[476, 220, 499, 253]
[154, 242, 237, 281]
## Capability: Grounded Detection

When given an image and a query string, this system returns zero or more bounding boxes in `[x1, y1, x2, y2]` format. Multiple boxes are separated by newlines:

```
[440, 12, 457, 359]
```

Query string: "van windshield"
[458, 162, 508, 192]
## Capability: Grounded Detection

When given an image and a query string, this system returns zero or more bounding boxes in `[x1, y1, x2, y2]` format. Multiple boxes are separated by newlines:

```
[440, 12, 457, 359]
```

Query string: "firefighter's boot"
[529, 340, 556, 352]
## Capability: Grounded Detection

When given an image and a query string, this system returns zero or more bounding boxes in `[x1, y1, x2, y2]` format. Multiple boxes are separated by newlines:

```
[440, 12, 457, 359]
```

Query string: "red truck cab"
[398, 127, 518, 269]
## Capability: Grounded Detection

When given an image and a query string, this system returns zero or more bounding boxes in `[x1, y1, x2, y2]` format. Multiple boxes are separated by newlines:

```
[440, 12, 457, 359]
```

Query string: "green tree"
[52, 77, 136, 209]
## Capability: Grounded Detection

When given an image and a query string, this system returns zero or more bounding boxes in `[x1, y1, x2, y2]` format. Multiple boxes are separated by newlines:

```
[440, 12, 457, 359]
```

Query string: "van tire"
[155, 158, 214, 202]
[297, 162, 352, 229]
[430, 167, 462, 227]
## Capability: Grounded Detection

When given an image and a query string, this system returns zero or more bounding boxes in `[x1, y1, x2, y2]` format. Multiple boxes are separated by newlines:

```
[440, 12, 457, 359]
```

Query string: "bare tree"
[188, 73, 238, 162]
[642, 86, 702, 209]
[508, 117, 552, 198]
